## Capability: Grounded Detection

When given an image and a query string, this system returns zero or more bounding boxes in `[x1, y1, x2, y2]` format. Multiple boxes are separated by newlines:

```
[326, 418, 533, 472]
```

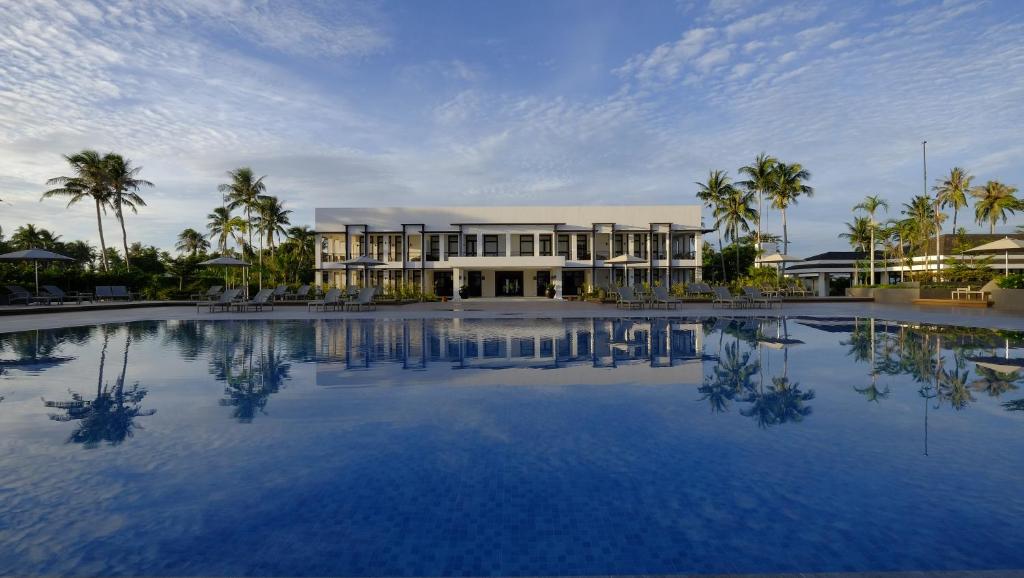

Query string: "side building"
[314, 206, 706, 298]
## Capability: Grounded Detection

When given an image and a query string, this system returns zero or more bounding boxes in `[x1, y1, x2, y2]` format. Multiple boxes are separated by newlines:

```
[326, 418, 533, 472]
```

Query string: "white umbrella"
[757, 252, 803, 278]
[200, 256, 250, 296]
[340, 255, 385, 287]
[605, 254, 646, 287]
[0, 248, 75, 295]
[965, 237, 1024, 276]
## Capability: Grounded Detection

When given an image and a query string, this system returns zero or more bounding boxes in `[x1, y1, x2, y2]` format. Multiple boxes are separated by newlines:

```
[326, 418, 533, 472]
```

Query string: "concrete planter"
[920, 287, 954, 299]
[846, 287, 874, 298]
[872, 287, 920, 304]
[990, 289, 1024, 312]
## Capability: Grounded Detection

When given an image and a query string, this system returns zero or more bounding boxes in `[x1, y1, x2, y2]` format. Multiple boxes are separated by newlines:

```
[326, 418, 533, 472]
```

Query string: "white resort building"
[314, 206, 706, 298]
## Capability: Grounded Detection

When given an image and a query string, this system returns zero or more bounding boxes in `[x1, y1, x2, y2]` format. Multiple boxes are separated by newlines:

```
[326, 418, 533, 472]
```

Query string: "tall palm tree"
[853, 195, 888, 284]
[902, 196, 936, 277]
[10, 224, 61, 250]
[713, 186, 758, 276]
[206, 207, 247, 254]
[972, 180, 1020, 234]
[839, 216, 872, 251]
[695, 170, 736, 281]
[738, 153, 777, 251]
[41, 150, 111, 270]
[176, 228, 210, 256]
[933, 167, 972, 233]
[768, 162, 813, 256]
[219, 168, 267, 288]
[255, 196, 292, 252]
[103, 153, 152, 272]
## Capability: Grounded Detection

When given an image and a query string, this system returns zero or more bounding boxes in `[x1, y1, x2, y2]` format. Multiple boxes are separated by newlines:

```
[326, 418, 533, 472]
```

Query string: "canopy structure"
[200, 256, 250, 296]
[0, 248, 75, 295]
[757, 252, 803, 277]
[340, 256, 385, 287]
[965, 237, 1024, 275]
[605, 254, 646, 287]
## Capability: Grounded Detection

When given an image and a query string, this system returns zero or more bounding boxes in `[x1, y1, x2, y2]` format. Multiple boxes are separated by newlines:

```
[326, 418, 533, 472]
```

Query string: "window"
[576, 235, 590, 260]
[633, 234, 646, 258]
[447, 235, 459, 259]
[427, 235, 440, 261]
[392, 235, 403, 261]
[557, 234, 570, 258]
[613, 234, 623, 256]
[539, 234, 553, 256]
[466, 236, 478, 256]
[519, 235, 534, 256]
[483, 235, 499, 256]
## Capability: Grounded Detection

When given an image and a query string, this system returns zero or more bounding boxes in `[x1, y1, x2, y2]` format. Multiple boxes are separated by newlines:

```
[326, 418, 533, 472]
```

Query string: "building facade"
[314, 206, 705, 298]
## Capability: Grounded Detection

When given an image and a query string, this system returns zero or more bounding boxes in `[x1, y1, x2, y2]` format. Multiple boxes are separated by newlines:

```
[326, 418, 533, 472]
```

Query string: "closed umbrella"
[965, 237, 1024, 276]
[200, 256, 250, 297]
[0, 248, 75, 295]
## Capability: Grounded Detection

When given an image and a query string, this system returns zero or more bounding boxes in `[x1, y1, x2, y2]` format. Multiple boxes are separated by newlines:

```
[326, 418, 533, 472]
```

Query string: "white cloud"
[615, 28, 717, 84]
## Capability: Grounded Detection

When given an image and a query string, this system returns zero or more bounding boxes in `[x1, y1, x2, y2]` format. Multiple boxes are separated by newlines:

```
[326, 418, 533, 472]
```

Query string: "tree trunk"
[717, 232, 726, 282]
[117, 205, 131, 272]
[781, 208, 789, 256]
[735, 226, 741, 277]
[869, 225, 875, 285]
[95, 199, 109, 271]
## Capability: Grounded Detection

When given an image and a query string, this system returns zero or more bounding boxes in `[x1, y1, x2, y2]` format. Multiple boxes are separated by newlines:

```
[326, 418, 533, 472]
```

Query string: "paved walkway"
[1, 298, 1022, 333]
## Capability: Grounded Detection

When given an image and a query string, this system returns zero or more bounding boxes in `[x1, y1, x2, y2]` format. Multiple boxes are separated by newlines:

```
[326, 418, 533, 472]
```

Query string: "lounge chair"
[198, 288, 240, 312]
[344, 288, 377, 311]
[784, 280, 810, 297]
[285, 285, 311, 300]
[686, 283, 713, 299]
[271, 285, 287, 302]
[110, 286, 136, 301]
[712, 286, 747, 309]
[5, 285, 52, 305]
[307, 288, 342, 312]
[42, 285, 92, 305]
[742, 287, 779, 308]
[190, 285, 223, 301]
[653, 285, 682, 309]
[615, 286, 644, 309]
[235, 288, 275, 312]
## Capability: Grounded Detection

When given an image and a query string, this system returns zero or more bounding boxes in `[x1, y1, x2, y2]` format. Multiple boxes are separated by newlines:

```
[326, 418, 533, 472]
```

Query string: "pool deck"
[1, 297, 1022, 333]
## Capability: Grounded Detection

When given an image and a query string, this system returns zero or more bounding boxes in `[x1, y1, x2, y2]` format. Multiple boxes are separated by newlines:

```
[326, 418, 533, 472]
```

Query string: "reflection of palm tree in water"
[44, 327, 155, 448]
[742, 317, 815, 427]
[213, 324, 291, 423]
[698, 339, 759, 413]
[848, 318, 891, 403]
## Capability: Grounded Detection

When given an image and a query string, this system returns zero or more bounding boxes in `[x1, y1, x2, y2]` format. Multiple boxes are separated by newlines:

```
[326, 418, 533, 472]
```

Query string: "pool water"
[0, 317, 1022, 576]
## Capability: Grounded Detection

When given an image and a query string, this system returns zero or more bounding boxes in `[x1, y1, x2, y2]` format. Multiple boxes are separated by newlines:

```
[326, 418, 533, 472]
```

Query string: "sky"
[1, 0, 1023, 256]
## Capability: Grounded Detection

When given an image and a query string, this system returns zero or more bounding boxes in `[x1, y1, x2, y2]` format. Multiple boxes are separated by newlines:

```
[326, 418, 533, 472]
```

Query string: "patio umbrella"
[605, 254, 646, 287]
[965, 236, 1024, 275]
[0, 248, 75, 295]
[340, 255, 385, 287]
[200, 256, 250, 296]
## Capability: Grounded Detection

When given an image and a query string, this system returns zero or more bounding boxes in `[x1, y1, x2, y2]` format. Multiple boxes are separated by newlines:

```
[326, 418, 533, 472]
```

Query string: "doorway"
[536, 270, 551, 296]
[467, 271, 483, 297]
[563, 270, 585, 297]
[433, 271, 453, 298]
[495, 271, 524, 297]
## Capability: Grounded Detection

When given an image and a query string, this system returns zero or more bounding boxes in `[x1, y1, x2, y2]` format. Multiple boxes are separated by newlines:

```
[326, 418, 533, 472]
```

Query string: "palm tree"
[713, 186, 758, 276]
[738, 153, 777, 251]
[902, 196, 936, 277]
[853, 195, 888, 284]
[176, 228, 210, 256]
[695, 170, 736, 281]
[103, 153, 152, 272]
[768, 162, 813, 256]
[219, 167, 267, 288]
[255, 196, 292, 252]
[933, 167, 972, 233]
[41, 150, 111, 271]
[972, 180, 1020, 234]
[10, 224, 61, 250]
[206, 207, 247, 254]
[839, 217, 872, 282]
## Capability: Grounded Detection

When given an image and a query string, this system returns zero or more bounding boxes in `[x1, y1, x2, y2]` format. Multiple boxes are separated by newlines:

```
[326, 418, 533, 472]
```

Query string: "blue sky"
[1, 0, 1022, 255]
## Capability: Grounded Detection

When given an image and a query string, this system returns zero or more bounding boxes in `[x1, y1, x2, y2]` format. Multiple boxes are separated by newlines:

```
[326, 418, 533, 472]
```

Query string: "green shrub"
[997, 273, 1024, 289]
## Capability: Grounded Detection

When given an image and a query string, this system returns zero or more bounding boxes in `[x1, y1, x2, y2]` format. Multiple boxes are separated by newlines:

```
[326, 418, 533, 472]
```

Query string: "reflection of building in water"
[314, 318, 705, 387]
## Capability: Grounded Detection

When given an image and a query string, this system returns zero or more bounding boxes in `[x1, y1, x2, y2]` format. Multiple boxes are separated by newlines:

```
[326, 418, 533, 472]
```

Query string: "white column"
[534, 233, 540, 256]
[476, 233, 483, 256]
[505, 233, 512, 257]
[439, 234, 446, 262]
[818, 272, 828, 297]
[553, 268, 563, 299]
[453, 267, 463, 300]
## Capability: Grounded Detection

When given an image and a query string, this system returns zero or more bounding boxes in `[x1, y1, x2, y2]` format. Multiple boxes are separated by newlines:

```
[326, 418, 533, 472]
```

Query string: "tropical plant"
[206, 206, 247, 254]
[255, 195, 292, 252]
[839, 216, 872, 252]
[219, 167, 267, 285]
[768, 161, 813, 255]
[103, 153, 152, 272]
[695, 169, 736, 281]
[902, 195, 937, 277]
[933, 167, 972, 232]
[737, 152, 777, 250]
[853, 195, 888, 284]
[972, 180, 1020, 234]
[176, 228, 210, 256]
[9, 224, 61, 250]
[713, 186, 758, 276]
[41, 150, 112, 270]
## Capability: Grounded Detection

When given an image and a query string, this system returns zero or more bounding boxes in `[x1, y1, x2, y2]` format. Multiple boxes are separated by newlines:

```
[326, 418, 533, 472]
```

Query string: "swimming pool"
[1, 316, 1022, 576]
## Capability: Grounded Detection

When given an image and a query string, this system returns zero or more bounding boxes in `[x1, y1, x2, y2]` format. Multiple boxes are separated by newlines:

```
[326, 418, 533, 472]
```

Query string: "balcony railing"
[672, 251, 697, 260]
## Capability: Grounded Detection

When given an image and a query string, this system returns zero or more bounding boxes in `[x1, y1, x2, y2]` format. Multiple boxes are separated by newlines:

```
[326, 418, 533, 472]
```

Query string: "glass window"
[613, 234, 623, 256]
[483, 235, 499, 256]
[519, 235, 534, 256]
[427, 235, 440, 261]
[557, 234, 570, 258]
[447, 235, 459, 258]
[576, 235, 590, 260]
[466, 236, 477, 256]
[539, 234, 553, 256]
